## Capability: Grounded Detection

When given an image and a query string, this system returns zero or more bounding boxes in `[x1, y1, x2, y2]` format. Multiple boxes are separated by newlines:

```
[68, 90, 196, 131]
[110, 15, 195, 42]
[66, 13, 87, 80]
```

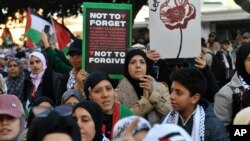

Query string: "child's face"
[170, 81, 199, 114]
[0, 115, 20, 141]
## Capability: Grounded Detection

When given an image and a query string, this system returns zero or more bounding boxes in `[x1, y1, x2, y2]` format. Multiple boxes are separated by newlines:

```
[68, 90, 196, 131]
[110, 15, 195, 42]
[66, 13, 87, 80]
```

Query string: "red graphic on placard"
[159, 0, 196, 58]
[160, 0, 196, 30]
[89, 51, 94, 56]
[120, 14, 126, 19]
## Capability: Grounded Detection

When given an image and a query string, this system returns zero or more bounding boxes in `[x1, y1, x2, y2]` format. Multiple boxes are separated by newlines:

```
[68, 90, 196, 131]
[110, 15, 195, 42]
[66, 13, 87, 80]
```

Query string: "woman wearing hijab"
[214, 43, 250, 127]
[19, 96, 55, 141]
[84, 71, 133, 140]
[27, 106, 81, 141]
[19, 51, 62, 109]
[6, 57, 26, 97]
[116, 48, 171, 124]
[72, 101, 109, 141]
[61, 89, 85, 106]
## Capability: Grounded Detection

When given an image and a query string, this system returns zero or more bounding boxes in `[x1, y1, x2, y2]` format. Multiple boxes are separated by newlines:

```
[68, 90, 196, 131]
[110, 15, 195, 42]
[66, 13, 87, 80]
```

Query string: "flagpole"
[50, 17, 59, 50]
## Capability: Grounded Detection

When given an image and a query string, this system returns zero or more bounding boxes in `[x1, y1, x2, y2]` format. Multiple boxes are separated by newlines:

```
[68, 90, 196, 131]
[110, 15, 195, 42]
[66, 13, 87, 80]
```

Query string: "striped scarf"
[162, 105, 205, 141]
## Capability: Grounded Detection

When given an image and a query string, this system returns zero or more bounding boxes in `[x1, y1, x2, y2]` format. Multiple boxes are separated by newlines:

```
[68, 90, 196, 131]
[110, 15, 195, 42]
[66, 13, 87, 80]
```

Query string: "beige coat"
[115, 77, 172, 124]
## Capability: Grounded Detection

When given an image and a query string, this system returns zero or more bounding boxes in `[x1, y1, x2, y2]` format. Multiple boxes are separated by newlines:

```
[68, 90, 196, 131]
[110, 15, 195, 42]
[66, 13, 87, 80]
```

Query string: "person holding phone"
[116, 48, 172, 124]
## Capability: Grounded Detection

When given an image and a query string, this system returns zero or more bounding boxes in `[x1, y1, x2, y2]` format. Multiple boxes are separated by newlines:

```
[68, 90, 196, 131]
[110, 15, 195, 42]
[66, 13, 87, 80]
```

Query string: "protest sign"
[83, 2, 132, 79]
[149, 0, 201, 58]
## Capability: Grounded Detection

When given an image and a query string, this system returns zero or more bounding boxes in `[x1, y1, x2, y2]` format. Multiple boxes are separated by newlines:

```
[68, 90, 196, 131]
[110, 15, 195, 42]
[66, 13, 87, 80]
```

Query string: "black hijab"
[27, 110, 81, 141]
[73, 101, 103, 141]
[84, 71, 114, 100]
[236, 43, 250, 85]
[27, 96, 54, 127]
[124, 48, 151, 97]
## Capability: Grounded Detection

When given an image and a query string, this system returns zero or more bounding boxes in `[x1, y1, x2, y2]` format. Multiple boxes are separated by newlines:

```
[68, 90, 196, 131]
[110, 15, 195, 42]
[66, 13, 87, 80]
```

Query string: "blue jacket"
[179, 100, 228, 141]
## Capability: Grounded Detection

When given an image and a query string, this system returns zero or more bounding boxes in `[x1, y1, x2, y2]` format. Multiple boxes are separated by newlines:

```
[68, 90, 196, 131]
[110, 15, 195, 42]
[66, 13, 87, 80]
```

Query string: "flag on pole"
[1, 27, 13, 46]
[25, 8, 54, 45]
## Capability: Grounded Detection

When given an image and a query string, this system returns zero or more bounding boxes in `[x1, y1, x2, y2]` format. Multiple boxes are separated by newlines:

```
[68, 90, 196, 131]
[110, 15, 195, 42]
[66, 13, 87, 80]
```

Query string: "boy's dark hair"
[170, 67, 207, 98]
[221, 39, 230, 45]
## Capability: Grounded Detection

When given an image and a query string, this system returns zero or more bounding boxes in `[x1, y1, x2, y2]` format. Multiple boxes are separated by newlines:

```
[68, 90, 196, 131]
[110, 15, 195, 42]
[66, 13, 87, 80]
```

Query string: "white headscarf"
[29, 52, 47, 89]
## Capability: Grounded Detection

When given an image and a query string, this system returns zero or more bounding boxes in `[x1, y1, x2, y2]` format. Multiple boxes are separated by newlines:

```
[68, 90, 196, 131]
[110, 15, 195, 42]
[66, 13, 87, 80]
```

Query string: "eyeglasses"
[32, 105, 73, 117]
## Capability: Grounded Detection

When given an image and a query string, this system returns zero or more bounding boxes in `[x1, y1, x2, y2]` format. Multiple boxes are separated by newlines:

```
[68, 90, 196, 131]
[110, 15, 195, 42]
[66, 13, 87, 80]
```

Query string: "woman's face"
[69, 52, 82, 70]
[128, 55, 147, 80]
[89, 80, 115, 114]
[7, 61, 20, 77]
[30, 56, 43, 75]
[73, 107, 95, 141]
[244, 54, 250, 75]
[64, 96, 80, 106]
[0, 115, 20, 141]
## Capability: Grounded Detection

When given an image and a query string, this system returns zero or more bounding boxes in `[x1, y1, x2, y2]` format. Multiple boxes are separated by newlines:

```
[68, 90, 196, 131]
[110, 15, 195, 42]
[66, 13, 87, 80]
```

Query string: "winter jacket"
[163, 100, 228, 141]
[116, 77, 171, 124]
[214, 72, 243, 126]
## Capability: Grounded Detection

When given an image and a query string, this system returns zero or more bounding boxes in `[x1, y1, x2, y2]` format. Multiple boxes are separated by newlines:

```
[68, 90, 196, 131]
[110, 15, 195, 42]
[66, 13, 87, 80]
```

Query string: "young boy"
[162, 68, 228, 141]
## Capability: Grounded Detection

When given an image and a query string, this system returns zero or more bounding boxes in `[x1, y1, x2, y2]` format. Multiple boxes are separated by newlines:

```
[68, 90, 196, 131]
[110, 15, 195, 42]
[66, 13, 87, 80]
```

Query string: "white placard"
[149, 0, 201, 58]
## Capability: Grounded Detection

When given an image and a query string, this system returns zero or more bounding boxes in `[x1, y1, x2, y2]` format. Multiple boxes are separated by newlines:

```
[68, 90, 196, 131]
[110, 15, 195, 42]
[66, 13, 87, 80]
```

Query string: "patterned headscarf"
[6, 57, 26, 96]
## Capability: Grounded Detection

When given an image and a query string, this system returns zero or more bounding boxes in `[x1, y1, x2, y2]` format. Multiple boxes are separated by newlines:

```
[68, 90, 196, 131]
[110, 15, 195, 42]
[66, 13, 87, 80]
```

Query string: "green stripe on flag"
[26, 28, 41, 44]
[63, 46, 69, 55]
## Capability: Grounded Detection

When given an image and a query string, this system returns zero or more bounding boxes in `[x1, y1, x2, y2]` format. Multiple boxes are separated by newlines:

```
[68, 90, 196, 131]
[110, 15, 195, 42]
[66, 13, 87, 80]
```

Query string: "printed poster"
[82, 2, 132, 79]
[149, 0, 201, 58]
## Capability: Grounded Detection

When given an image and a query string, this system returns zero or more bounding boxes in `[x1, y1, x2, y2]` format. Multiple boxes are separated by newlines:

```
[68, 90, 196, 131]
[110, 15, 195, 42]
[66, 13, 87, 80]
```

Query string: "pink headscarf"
[29, 52, 47, 89]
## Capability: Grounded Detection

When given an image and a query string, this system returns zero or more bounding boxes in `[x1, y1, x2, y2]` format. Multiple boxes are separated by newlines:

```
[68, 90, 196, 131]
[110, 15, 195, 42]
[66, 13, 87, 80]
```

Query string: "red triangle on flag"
[51, 18, 71, 50]
[24, 8, 35, 49]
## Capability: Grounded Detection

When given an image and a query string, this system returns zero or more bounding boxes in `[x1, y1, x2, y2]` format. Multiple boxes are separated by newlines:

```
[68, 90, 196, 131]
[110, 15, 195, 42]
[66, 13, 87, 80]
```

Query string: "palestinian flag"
[25, 8, 54, 45]
[1, 27, 13, 46]
[51, 18, 73, 51]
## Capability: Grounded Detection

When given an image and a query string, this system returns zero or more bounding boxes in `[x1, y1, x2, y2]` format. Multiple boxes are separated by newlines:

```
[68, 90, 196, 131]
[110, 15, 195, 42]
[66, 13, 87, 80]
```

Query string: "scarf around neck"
[29, 52, 47, 89]
[6, 58, 26, 96]
[162, 105, 205, 141]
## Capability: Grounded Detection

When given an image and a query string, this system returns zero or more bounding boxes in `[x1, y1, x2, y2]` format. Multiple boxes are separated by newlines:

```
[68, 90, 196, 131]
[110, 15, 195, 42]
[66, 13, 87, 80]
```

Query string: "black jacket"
[19, 66, 63, 106]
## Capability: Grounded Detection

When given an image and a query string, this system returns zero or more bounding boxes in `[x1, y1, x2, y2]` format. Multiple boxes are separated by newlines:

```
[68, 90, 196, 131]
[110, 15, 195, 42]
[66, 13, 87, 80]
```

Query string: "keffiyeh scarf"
[67, 71, 76, 89]
[163, 105, 205, 141]
[239, 75, 250, 91]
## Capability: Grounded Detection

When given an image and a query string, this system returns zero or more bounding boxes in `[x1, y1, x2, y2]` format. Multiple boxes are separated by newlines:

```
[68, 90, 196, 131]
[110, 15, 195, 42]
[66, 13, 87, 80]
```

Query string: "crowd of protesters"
[1, 29, 250, 141]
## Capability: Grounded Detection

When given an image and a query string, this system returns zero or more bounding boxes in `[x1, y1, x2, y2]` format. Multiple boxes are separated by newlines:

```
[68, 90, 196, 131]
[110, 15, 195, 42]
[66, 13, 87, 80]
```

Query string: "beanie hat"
[113, 115, 151, 140]
[84, 71, 114, 99]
